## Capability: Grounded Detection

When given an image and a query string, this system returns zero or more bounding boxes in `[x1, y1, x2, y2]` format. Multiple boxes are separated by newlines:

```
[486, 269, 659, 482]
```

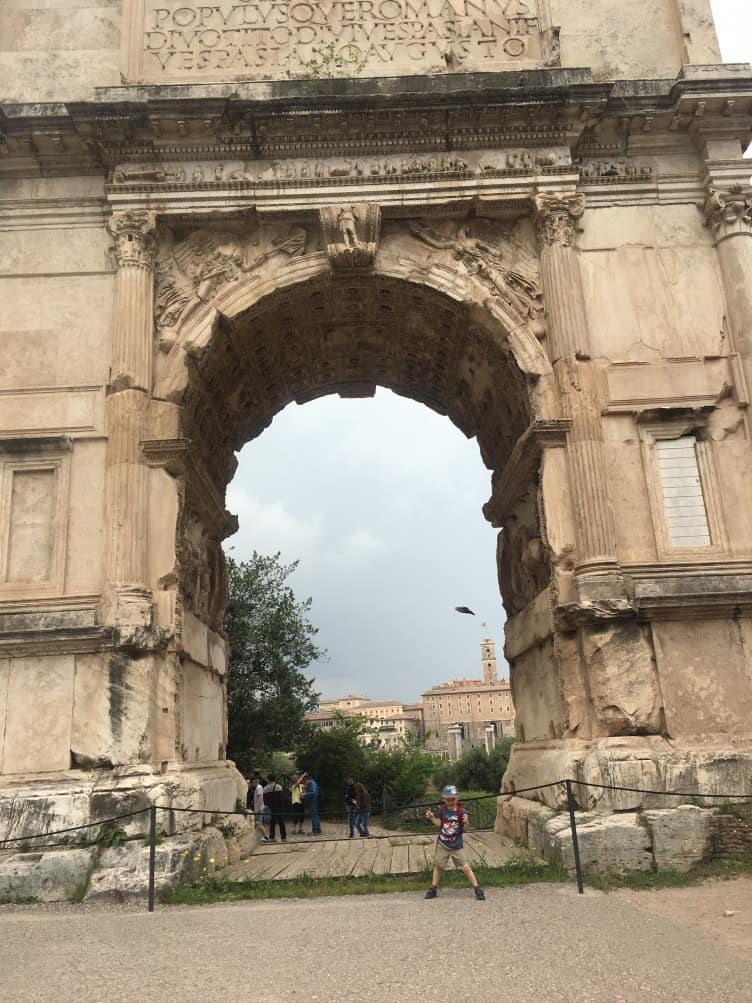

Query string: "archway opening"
[165, 266, 552, 780]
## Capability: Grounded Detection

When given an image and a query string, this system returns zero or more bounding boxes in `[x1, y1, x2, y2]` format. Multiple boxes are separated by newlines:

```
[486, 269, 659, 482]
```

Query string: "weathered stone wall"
[1, 0, 752, 842]
[0, 0, 723, 102]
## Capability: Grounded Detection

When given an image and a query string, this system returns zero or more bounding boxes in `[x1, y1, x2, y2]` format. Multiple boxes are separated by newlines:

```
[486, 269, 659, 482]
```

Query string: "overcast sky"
[226, 3, 751, 704]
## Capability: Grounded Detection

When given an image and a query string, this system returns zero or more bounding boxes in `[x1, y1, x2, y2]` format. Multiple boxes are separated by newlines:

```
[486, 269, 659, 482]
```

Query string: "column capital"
[703, 184, 752, 242]
[533, 191, 586, 247]
[108, 209, 158, 269]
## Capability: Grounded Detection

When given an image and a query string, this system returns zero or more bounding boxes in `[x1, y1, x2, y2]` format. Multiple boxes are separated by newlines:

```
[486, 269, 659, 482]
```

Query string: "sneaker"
[424, 886, 438, 899]
[260, 838, 269, 844]
[474, 887, 485, 901]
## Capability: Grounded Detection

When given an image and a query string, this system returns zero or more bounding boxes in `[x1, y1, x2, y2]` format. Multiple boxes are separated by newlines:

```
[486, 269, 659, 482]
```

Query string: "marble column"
[704, 184, 752, 400]
[103, 210, 158, 626]
[534, 192, 620, 583]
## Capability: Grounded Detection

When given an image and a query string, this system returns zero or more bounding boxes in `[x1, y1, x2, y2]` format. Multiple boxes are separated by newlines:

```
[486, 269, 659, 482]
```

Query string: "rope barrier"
[2, 778, 750, 912]
[0, 807, 150, 847]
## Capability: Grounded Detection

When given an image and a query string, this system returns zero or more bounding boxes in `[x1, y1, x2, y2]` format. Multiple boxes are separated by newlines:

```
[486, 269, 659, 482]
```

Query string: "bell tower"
[481, 636, 499, 684]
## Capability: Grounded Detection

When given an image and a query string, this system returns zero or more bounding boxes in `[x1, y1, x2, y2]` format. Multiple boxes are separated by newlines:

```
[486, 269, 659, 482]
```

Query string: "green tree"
[294, 716, 367, 811]
[435, 736, 514, 794]
[225, 552, 323, 775]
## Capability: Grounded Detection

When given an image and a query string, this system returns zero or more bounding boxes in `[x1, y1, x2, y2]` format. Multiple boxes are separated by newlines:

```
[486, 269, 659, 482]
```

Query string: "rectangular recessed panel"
[656, 436, 710, 547]
[5, 468, 56, 582]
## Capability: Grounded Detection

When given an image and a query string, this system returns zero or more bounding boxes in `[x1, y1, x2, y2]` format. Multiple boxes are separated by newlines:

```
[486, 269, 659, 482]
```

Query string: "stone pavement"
[1, 879, 750, 1002]
[226, 820, 520, 880]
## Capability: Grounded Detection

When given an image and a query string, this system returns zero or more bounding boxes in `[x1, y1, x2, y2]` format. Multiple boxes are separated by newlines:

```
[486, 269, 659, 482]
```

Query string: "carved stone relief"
[406, 216, 544, 330]
[107, 209, 159, 269]
[578, 159, 654, 180]
[704, 184, 752, 239]
[154, 223, 308, 336]
[498, 485, 551, 618]
[533, 191, 586, 248]
[319, 203, 381, 270]
[110, 149, 570, 188]
[177, 504, 227, 632]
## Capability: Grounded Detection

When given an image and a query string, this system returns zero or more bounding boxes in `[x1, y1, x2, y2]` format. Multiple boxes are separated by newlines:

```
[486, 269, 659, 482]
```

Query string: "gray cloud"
[226, 390, 503, 702]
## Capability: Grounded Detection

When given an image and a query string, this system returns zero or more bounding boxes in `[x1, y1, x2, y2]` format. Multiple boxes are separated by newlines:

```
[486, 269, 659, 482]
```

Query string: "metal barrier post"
[148, 805, 157, 913]
[565, 780, 584, 895]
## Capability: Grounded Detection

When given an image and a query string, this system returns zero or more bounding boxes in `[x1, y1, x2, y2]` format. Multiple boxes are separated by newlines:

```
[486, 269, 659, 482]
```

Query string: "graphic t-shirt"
[253, 783, 265, 813]
[436, 806, 465, 850]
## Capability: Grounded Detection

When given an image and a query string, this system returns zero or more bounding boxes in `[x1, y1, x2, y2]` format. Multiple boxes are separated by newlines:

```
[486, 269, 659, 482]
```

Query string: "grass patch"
[161, 856, 564, 906]
[584, 854, 752, 892]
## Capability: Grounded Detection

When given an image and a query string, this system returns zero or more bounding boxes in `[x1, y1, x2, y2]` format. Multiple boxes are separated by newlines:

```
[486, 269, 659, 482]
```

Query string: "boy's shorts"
[433, 842, 467, 868]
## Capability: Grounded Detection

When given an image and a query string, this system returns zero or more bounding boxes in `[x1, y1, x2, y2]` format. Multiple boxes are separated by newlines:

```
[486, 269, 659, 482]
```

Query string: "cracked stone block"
[643, 805, 712, 872]
[0, 848, 96, 903]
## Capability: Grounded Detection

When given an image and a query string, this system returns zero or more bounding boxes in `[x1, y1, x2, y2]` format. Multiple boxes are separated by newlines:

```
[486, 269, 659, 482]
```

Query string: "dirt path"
[0, 877, 749, 1002]
[615, 875, 752, 959]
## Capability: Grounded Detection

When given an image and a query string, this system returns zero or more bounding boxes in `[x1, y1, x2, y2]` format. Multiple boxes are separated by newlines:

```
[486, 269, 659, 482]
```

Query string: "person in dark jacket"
[264, 778, 288, 842]
[354, 782, 370, 837]
[344, 776, 357, 838]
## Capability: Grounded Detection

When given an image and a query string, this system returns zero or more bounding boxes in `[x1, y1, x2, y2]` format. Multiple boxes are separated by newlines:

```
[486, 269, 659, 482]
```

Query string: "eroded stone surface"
[1, 0, 752, 853]
[0, 848, 95, 903]
[644, 805, 712, 873]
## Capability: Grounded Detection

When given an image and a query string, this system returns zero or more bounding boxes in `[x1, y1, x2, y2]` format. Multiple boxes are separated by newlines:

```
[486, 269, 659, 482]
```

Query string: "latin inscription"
[134, 0, 544, 80]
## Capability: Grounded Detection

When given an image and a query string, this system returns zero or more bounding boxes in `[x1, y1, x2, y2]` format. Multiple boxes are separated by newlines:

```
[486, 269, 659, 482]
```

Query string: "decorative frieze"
[108, 149, 572, 189]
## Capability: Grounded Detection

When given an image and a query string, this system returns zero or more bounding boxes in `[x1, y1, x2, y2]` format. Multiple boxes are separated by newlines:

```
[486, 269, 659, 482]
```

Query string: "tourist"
[424, 785, 484, 900]
[305, 774, 322, 835]
[290, 771, 307, 835]
[354, 782, 370, 837]
[251, 774, 269, 843]
[264, 777, 287, 842]
[344, 775, 357, 838]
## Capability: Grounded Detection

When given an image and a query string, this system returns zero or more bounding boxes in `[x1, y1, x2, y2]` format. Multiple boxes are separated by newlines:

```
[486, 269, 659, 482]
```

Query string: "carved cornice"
[108, 209, 158, 269]
[533, 191, 586, 247]
[703, 184, 752, 241]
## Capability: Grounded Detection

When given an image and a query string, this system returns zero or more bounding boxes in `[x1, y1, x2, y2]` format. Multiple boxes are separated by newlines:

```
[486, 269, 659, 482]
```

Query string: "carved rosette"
[704, 185, 752, 241]
[108, 209, 159, 270]
[320, 202, 381, 270]
[533, 192, 586, 247]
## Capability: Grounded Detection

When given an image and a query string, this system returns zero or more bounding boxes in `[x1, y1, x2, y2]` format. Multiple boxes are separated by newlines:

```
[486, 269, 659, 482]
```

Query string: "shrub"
[94, 823, 128, 849]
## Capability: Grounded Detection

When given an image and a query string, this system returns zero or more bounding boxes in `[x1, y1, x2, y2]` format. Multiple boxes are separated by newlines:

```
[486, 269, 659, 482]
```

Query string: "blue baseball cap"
[441, 785, 458, 799]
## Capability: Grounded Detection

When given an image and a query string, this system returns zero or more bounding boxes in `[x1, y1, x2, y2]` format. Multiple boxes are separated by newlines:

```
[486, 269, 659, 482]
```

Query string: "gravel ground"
[1, 880, 750, 1002]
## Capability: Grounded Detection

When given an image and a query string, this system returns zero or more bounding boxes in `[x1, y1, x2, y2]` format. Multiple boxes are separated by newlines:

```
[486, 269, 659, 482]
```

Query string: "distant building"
[421, 636, 515, 760]
[306, 696, 424, 749]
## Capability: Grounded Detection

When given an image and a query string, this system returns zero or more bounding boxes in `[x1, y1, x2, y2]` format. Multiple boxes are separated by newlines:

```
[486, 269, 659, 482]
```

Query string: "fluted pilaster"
[704, 184, 752, 393]
[103, 210, 158, 625]
[104, 390, 148, 586]
[108, 210, 158, 391]
[534, 191, 619, 576]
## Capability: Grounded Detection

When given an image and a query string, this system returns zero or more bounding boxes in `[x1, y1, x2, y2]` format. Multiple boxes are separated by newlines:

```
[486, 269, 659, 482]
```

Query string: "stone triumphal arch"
[1, 0, 752, 839]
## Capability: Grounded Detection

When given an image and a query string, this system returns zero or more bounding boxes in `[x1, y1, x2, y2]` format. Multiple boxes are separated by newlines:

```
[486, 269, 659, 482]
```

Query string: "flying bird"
[454, 606, 475, 615]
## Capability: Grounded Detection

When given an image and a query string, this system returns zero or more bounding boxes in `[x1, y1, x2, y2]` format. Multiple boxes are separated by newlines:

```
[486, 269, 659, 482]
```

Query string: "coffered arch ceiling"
[179, 272, 539, 495]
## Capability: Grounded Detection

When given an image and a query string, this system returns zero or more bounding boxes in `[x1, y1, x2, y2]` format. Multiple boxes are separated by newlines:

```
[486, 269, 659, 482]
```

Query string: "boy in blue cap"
[424, 785, 485, 900]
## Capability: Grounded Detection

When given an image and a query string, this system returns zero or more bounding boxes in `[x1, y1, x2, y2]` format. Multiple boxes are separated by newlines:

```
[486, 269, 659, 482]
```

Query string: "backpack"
[437, 800, 465, 845]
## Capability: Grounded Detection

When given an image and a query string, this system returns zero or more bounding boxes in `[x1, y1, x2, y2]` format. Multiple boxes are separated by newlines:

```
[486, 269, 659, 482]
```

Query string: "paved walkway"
[226, 822, 520, 880]
[1, 879, 749, 1002]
